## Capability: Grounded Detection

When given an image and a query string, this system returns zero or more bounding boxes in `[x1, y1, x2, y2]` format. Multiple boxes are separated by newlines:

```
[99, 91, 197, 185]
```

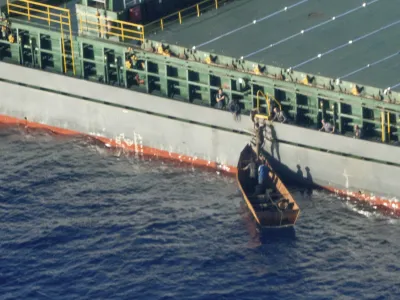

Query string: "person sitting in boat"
[272, 107, 287, 123]
[319, 119, 335, 133]
[215, 88, 226, 109]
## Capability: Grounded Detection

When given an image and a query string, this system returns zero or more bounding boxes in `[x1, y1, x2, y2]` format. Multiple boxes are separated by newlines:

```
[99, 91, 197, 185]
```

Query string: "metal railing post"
[197, 4, 200, 17]
[178, 11, 182, 24]
[215, 0, 218, 9]
[320, 101, 324, 122]
[160, 18, 164, 30]
[60, 14, 67, 73]
[27, 1, 31, 20]
[381, 111, 386, 142]
[266, 94, 270, 117]
[67, 11, 76, 75]
[121, 23, 124, 41]
[387, 111, 391, 142]
[256, 90, 261, 111]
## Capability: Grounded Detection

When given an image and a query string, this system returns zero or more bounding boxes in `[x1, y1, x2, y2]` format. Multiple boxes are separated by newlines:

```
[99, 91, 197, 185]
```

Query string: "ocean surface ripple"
[0, 127, 399, 300]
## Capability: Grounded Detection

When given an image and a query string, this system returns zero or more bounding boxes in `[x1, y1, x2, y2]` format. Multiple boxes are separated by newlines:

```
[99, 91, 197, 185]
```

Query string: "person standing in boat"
[252, 161, 271, 195]
[258, 161, 270, 185]
[254, 120, 266, 157]
[241, 156, 257, 183]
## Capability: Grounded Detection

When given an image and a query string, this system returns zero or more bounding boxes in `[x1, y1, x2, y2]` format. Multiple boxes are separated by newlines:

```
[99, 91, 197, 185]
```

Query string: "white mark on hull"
[113, 132, 143, 158]
[342, 169, 352, 189]
[89, 132, 106, 138]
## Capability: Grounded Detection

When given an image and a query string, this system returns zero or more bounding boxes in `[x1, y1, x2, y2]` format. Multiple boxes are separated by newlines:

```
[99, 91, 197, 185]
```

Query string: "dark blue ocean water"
[0, 127, 399, 300]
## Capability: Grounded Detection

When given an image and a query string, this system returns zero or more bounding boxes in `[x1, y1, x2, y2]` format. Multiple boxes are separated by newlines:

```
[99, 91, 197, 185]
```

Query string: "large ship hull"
[0, 62, 399, 213]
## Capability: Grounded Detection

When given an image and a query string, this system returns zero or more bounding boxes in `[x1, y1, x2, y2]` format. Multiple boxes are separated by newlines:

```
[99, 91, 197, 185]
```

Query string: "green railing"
[144, 0, 229, 33]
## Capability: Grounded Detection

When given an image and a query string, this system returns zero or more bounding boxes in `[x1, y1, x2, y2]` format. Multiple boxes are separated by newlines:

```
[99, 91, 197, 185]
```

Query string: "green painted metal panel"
[2, 15, 400, 143]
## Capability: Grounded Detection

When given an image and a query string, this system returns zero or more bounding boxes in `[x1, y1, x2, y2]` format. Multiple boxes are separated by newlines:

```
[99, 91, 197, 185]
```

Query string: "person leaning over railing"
[271, 107, 287, 123]
[319, 119, 335, 133]
[353, 124, 363, 139]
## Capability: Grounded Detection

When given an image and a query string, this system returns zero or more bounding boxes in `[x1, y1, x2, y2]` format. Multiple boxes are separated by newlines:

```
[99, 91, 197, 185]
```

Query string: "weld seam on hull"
[267, 138, 400, 168]
[0, 77, 251, 137]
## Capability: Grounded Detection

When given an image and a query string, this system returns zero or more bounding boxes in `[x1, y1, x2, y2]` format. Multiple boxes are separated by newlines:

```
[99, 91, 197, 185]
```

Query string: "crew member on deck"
[354, 124, 362, 139]
[272, 107, 287, 123]
[250, 108, 259, 128]
[1, 26, 6, 40]
[319, 119, 335, 133]
[215, 88, 225, 109]
[254, 120, 266, 157]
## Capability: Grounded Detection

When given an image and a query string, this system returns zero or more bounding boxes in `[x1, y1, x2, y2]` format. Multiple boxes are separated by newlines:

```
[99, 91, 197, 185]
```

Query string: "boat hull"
[236, 144, 300, 227]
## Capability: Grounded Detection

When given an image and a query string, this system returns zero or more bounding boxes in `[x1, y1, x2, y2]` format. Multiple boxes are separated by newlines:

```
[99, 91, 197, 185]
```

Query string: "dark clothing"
[272, 111, 287, 123]
[255, 123, 266, 157]
[228, 100, 240, 115]
[216, 99, 225, 109]
[256, 124, 265, 141]
[268, 102, 275, 118]
[215, 92, 225, 109]
[258, 165, 270, 185]
[250, 109, 259, 125]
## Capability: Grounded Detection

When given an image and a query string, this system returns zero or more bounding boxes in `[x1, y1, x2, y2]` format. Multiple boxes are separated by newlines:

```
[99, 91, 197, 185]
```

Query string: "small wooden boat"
[237, 144, 300, 228]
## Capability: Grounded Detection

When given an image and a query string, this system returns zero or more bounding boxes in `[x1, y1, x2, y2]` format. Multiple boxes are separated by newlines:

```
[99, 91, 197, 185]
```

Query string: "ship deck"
[150, 0, 400, 91]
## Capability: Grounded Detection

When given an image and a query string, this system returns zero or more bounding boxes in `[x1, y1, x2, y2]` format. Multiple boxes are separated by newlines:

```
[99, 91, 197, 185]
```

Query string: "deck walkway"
[150, 0, 400, 91]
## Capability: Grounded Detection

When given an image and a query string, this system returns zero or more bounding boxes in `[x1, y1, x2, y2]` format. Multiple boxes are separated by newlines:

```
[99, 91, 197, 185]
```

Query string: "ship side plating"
[0, 0, 400, 211]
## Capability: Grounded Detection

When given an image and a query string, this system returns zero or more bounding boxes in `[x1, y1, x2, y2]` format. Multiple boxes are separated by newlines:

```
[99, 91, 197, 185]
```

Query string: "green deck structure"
[151, 0, 400, 91]
[1, 0, 400, 143]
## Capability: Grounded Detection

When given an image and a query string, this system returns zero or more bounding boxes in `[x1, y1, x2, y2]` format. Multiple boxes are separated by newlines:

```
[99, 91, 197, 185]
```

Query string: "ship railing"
[78, 13, 144, 44]
[144, 0, 229, 34]
[256, 90, 282, 118]
[6, 0, 76, 75]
